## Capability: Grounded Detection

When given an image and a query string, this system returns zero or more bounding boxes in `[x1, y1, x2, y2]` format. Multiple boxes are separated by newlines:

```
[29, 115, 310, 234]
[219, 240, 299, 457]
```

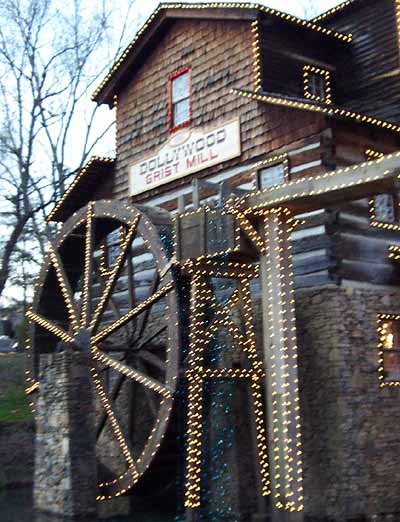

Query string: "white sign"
[129, 119, 241, 196]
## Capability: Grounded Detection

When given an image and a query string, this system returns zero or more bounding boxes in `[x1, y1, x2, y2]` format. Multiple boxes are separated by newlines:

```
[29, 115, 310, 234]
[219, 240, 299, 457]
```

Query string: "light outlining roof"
[311, 0, 359, 23]
[92, 2, 352, 105]
[232, 88, 400, 134]
[46, 156, 115, 223]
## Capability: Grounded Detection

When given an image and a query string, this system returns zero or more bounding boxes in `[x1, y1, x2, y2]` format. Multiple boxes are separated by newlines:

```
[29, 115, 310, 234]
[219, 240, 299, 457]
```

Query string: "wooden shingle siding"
[115, 19, 254, 201]
[114, 18, 329, 204]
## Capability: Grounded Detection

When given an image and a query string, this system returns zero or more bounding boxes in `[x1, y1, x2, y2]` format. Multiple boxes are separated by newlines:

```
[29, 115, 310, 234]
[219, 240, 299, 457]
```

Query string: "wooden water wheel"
[26, 200, 180, 499]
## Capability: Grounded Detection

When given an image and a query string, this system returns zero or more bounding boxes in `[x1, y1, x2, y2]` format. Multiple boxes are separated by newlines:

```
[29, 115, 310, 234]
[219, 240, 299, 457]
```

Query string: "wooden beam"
[237, 154, 400, 215]
[259, 210, 304, 521]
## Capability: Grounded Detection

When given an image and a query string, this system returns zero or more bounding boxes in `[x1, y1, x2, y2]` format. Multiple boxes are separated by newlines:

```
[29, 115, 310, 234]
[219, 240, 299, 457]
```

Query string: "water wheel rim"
[26, 200, 179, 499]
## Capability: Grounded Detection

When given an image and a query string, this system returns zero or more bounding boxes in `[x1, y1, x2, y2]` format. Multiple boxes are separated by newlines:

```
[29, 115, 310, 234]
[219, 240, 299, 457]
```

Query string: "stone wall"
[34, 351, 97, 520]
[295, 285, 400, 522]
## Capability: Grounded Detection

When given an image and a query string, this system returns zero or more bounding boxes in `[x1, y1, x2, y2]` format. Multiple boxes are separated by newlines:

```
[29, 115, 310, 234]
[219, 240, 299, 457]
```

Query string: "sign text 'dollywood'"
[129, 119, 241, 196]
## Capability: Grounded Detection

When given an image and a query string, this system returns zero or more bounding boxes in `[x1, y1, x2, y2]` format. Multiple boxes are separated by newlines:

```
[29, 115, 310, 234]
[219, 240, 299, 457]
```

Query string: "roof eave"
[47, 157, 115, 223]
[92, 3, 352, 106]
[232, 88, 400, 134]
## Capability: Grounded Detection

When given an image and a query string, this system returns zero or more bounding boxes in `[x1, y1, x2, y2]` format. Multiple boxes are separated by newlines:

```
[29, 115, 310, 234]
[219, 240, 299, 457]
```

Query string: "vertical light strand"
[240, 278, 270, 494]
[396, 0, 400, 65]
[251, 378, 271, 496]
[184, 274, 207, 508]
[251, 18, 262, 91]
[278, 209, 304, 512]
[260, 209, 304, 514]
[82, 202, 95, 327]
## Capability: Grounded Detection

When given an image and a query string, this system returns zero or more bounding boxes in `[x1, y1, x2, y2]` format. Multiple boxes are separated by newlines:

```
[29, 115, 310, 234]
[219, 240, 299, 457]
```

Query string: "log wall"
[320, 0, 400, 123]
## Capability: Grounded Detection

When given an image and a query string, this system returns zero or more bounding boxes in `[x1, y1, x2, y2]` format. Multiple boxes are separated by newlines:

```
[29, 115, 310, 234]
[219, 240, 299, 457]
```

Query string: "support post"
[34, 351, 98, 521]
[259, 209, 304, 522]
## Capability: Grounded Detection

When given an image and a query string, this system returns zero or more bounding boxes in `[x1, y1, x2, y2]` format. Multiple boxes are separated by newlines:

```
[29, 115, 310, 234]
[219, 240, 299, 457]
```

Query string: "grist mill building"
[26, 1, 400, 522]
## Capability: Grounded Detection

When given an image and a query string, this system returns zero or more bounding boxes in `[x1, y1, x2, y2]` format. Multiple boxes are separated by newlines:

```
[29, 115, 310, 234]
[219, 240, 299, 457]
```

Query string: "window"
[378, 316, 400, 384]
[373, 194, 398, 223]
[168, 67, 192, 131]
[100, 228, 123, 276]
[258, 162, 288, 190]
[366, 149, 399, 224]
[303, 65, 332, 105]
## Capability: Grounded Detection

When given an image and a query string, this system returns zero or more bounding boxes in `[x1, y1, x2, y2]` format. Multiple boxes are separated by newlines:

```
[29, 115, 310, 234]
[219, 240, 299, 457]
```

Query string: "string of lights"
[252, 18, 262, 91]
[92, 2, 352, 103]
[377, 314, 400, 388]
[46, 157, 115, 223]
[183, 264, 270, 512]
[233, 89, 400, 134]
[303, 65, 332, 105]
[261, 208, 304, 512]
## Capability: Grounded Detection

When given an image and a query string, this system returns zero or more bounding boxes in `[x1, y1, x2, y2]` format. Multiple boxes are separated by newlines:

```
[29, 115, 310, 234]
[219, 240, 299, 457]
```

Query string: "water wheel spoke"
[90, 364, 138, 480]
[92, 348, 172, 399]
[136, 349, 166, 373]
[133, 324, 167, 351]
[90, 216, 140, 333]
[159, 255, 176, 280]
[136, 359, 158, 417]
[93, 281, 173, 344]
[96, 372, 126, 438]
[28, 201, 180, 497]
[81, 203, 95, 327]
[93, 262, 131, 340]
[26, 309, 74, 343]
[99, 343, 132, 353]
[48, 242, 79, 331]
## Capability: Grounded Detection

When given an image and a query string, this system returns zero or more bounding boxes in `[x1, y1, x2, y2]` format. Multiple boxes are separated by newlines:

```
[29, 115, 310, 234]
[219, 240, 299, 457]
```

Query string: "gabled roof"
[47, 157, 115, 223]
[92, 2, 352, 107]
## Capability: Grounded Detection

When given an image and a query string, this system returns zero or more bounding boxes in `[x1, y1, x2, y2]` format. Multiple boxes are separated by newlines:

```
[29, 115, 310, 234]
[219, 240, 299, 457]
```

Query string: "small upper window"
[258, 162, 287, 190]
[169, 67, 191, 131]
[303, 65, 332, 105]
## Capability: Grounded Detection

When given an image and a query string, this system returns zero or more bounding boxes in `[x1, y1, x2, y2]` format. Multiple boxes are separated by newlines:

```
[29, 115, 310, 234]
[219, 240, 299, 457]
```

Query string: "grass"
[0, 354, 33, 424]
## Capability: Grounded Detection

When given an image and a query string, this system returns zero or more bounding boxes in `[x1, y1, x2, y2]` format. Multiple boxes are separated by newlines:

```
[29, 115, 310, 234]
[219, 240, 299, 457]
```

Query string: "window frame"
[366, 149, 400, 227]
[303, 65, 332, 105]
[168, 66, 192, 133]
[256, 154, 290, 191]
[100, 227, 125, 277]
[377, 314, 400, 387]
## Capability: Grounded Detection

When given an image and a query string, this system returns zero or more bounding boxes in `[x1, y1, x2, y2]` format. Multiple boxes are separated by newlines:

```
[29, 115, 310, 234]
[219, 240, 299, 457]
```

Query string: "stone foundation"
[295, 285, 400, 522]
[34, 351, 97, 520]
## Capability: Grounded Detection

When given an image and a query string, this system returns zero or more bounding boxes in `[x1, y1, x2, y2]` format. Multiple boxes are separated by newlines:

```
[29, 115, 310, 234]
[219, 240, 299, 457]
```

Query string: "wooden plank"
[337, 259, 400, 285]
[259, 212, 304, 519]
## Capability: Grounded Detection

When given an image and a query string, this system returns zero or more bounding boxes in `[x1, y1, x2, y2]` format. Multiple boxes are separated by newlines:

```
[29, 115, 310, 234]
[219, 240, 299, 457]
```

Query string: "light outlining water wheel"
[26, 200, 179, 499]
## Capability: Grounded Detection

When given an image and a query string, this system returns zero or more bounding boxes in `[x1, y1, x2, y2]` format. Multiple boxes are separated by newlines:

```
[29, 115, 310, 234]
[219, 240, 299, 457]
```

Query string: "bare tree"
[298, 0, 321, 19]
[0, 0, 137, 303]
